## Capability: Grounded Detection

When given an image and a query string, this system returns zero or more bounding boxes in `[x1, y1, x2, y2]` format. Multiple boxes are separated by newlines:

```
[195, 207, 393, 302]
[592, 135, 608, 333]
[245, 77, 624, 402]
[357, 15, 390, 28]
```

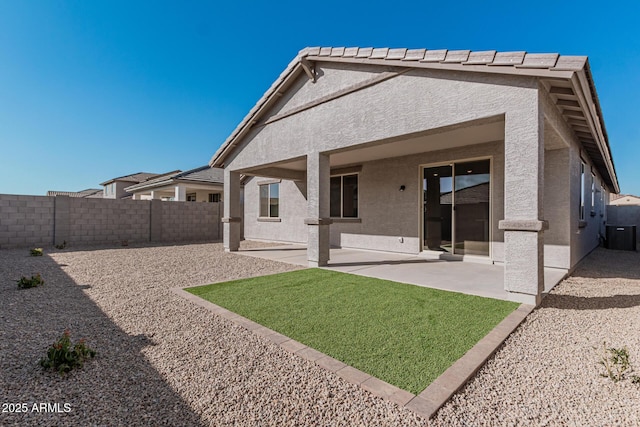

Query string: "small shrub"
[16, 273, 44, 289]
[30, 248, 43, 256]
[632, 375, 640, 385]
[599, 342, 633, 382]
[54, 240, 67, 250]
[40, 330, 96, 374]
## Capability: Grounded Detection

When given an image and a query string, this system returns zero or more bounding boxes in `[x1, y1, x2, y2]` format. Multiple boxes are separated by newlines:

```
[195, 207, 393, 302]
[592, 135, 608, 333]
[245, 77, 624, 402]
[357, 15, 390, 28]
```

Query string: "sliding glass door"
[423, 159, 490, 256]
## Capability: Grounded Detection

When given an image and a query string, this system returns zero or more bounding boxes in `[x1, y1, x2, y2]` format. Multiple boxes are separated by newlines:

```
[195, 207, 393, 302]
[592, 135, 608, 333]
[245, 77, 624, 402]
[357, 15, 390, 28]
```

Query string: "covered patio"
[237, 244, 566, 302]
[213, 47, 618, 306]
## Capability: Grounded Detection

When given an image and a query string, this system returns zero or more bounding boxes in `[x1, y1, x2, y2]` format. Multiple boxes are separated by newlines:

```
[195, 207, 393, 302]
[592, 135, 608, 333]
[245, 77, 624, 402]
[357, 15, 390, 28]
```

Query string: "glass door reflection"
[423, 165, 453, 252]
[453, 160, 490, 256]
[423, 159, 490, 256]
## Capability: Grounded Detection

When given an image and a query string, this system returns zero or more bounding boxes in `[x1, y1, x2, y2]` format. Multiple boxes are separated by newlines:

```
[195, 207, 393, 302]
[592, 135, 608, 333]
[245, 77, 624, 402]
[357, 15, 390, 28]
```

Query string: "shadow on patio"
[238, 244, 566, 302]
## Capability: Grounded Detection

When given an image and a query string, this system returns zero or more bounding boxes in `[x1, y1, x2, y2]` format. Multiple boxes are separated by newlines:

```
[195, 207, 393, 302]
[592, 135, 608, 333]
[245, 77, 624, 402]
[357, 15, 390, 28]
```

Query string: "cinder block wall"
[160, 201, 220, 242]
[0, 194, 221, 249]
[67, 198, 151, 245]
[0, 195, 55, 248]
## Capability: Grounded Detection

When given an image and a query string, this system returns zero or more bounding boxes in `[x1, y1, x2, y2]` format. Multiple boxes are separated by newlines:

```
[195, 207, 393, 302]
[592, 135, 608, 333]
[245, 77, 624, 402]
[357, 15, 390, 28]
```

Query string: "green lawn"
[187, 269, 518, 394]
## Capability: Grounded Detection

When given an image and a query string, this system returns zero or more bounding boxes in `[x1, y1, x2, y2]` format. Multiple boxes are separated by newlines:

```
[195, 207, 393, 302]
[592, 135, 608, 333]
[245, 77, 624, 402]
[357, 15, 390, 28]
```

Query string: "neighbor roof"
[209, 46, 619, 192]
[610, 193, 640, 201]
[124, 166, 224, 192]
[100, 172, 161, 186]
[47, 188, 103, 198]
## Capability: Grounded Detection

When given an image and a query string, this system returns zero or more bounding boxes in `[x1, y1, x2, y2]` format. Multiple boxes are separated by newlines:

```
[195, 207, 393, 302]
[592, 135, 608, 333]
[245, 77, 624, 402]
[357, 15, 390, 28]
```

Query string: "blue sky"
[1, 1, 639, 195]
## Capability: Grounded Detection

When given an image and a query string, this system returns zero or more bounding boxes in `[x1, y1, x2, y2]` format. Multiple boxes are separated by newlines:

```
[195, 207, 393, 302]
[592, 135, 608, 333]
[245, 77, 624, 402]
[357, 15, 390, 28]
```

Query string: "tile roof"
[610, 193, 640, 201]
[47, 189, 103, 198]
[124, 166, 223, 192]
[99, 172, 161, 186]
[175, 165, 224, 183]
[209, 46, 618, 192]
[299, 47, 584, 71]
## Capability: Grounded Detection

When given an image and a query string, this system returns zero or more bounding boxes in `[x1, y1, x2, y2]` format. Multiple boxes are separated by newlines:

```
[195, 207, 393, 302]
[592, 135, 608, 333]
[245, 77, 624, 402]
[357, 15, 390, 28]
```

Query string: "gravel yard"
[1, 243, 639, 426]
[433, 247, 640, 426]
[0, 242, 426, 426]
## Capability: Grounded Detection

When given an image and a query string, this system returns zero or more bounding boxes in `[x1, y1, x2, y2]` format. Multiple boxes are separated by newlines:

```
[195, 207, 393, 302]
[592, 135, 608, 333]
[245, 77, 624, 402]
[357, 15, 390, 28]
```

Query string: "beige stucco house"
[101, 172, 162, 199]
[610, 193, 640, 206]
[210, 47, 619, 305]
[125, 166, 224, 202]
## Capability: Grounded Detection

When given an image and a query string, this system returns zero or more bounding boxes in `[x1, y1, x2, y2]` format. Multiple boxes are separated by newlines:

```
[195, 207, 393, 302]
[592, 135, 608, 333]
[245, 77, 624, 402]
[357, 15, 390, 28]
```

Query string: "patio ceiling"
[240, 118, 506, 179]
[239, 113, 567, 180]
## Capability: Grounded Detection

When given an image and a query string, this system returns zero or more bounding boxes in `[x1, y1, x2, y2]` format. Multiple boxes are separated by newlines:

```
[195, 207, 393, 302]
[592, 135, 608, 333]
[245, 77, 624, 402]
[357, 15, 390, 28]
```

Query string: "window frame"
[259, 182, 280, 218]
[590, 172, 597, 216]
[186, 193, 197, 202]
[579, 162, 586, 221]
[330, 173, 359, 219]
[208, 193, 220, 203]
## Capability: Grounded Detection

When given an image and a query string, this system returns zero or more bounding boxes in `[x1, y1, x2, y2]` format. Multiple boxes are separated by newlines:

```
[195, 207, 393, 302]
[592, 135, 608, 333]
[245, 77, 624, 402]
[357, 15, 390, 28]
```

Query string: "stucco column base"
[307, 223, 330, 267]
[222, 217, 241, 252]
[503, 230, 544, 305]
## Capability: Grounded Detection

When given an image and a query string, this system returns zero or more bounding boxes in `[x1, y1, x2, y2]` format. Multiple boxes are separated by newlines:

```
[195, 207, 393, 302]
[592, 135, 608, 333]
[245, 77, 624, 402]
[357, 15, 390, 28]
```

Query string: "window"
[579, 162, 585, 220]
[187, 193, 197, 202]
[330, 174, 358, 218]
[259, 183, 279, 217]
[208, 193, 220, 203]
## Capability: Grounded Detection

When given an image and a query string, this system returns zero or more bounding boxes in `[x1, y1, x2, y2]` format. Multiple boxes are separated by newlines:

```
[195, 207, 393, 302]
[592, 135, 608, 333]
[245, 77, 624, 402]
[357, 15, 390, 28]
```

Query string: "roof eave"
[174, 178, 224, 185]
[209, 47, 618, 194]
[209, 50, 578, 169]
[303, 55, 577, 79]
[572, 64, 619, 193]
[210, 55, 307, 168]
[125, 179, 175, 192]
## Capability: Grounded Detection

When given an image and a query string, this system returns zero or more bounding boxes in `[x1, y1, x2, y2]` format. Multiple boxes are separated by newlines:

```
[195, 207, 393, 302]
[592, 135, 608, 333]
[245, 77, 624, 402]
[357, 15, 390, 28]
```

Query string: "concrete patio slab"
[238, 244, 566, 302]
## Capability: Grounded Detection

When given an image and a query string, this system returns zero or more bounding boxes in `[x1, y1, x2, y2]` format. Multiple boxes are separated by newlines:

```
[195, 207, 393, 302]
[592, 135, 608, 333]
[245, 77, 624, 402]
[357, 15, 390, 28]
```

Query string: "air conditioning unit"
[605, 225, 637, 251]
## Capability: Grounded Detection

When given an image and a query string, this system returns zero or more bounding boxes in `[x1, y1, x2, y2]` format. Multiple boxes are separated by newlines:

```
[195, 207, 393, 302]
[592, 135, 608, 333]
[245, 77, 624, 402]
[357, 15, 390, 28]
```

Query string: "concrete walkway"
[238, 244, 567, 302]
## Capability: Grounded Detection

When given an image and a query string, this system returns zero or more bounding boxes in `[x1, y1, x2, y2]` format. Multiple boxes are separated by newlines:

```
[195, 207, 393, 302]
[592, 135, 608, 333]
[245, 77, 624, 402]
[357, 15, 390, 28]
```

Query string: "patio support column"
[222, 169, 241, 252]
[305, 151, 331, 267]
[174, 185, 186, 201]
[499, 91, 547, 306]
[150, 190, 161, 200]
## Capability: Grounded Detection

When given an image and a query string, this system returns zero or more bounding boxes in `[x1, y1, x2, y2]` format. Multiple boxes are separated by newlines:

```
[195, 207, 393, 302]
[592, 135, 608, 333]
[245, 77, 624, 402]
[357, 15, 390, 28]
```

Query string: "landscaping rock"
[432, 248, 640, 426]
[0, 242, 425, 426]
[2, 243, 638, 426]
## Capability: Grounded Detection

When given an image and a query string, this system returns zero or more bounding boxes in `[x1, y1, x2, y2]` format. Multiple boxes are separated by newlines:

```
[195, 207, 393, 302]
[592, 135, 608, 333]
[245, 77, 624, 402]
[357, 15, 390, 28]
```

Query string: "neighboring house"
[610, 193, 640, 206]
[100, 172, 161, 199]
[125, 166, 224, 202]
[47, 188, 103, 198]
[210, 46, 619, 305]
